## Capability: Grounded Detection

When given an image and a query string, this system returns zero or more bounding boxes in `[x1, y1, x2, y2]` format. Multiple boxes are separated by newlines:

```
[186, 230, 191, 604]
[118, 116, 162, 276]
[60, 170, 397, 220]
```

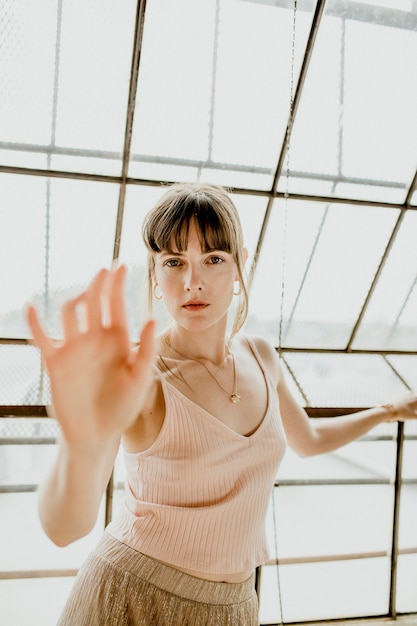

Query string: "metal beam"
[113, 0, 148, 261]
[248, 0, 327, 290]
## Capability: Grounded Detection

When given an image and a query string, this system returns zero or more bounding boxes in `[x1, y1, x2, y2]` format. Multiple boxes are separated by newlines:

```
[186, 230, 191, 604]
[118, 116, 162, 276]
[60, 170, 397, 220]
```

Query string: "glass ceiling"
[1, 0, 417, 410]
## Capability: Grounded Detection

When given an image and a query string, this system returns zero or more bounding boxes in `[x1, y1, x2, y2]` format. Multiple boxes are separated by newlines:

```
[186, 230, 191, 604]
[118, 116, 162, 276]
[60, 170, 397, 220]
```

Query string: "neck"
[162, 325, 231, 366]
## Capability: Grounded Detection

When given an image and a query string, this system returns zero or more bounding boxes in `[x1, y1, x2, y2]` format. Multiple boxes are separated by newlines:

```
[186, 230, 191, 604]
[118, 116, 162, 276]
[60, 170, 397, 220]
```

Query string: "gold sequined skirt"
[57, 532, 259, 625]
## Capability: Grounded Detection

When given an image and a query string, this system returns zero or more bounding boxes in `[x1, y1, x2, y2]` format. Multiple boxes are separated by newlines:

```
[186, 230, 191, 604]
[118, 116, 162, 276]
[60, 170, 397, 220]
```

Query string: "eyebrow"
[159, 250, 183, 257]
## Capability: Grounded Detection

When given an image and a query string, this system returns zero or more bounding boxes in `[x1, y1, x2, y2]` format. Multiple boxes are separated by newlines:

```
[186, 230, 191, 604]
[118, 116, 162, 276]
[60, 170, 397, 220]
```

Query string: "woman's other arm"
[27, 266, 155, 545]
[254, 336, 417, 457]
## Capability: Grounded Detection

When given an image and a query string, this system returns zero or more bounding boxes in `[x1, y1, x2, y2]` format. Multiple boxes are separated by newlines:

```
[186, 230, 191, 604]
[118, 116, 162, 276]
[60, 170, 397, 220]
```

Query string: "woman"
[27, 183, 417, 625]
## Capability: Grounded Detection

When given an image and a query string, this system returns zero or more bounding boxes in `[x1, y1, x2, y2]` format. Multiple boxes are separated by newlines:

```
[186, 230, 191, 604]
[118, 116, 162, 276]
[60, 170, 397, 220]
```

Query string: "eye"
[164, 258, 182, 267]
[207, 255, 224, 265]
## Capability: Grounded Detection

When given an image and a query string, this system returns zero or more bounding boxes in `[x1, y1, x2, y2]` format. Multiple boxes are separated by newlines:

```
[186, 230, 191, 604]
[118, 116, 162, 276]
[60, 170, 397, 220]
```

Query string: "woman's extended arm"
[27, 266, 155, 546]
[277, 372, 417, 457]
[254, 335, 417, 457]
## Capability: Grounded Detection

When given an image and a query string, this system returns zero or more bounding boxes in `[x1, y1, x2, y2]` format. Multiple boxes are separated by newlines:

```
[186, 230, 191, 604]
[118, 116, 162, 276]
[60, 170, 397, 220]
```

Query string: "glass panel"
[282, 1, 417, 203]
[40, 180, 119, 336]
[1, 443, 53, 486]
[334, 181, 407, 204]
[262, 482, 393, 621]
[245, 199, 285, 345]
[267, 485, 394, 561]
[0, 1, 59, 148]
[284, 353, 408, 407]
[246, 198, 398, 349]
[0, 347, 49, 405]
[386, 355, 417, 392]
[0, 419, 58, 450]
[0, 174, 48, 338]
[399, 477, 417, 554]
[130, 0, 313, 188]
[1, 176, 119, 339]
[0, 0, 136, 176]
[0, 578, 74, 626]
[279, 437, 397, 483]
[281, 203, 397, 348]
[352, 210, 417, 351]
[51, 0, 136, 171]
[397, 478, 417, 613]
[397, 554, 417, 614]
[0, 491, 104, 573]
[259, 557, 390, 623]
[402, 426, 417, 482]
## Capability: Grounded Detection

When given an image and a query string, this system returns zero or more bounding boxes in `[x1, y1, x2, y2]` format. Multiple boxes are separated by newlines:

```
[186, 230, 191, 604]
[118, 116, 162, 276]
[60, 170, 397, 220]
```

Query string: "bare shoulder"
[238, 334, 283, 387]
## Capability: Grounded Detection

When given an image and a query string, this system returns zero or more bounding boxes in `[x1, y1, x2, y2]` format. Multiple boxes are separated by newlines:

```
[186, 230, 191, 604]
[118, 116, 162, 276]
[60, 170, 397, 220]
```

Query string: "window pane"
[397, 554, 417, 614]
[130, 0, 313, 188]
[282, 2, 417, 203]
[353, 211, 417, 351]
[0, 578, 73, 626]
[259, 557, 390, 623]
[0, 0, 136, 175]
[247, 198, 398, 349]
[1, 177, 119, 339]
[284, 353, 408, 407]
[0, 346, 48, 405]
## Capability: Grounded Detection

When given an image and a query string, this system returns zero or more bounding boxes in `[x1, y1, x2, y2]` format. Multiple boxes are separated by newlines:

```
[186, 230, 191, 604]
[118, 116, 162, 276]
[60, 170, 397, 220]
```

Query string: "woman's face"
[153, 220, 239, 333]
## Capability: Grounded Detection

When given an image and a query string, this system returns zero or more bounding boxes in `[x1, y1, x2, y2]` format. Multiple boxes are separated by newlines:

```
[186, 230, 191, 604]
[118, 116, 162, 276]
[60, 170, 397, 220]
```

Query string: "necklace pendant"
[230, 393, 241, 404]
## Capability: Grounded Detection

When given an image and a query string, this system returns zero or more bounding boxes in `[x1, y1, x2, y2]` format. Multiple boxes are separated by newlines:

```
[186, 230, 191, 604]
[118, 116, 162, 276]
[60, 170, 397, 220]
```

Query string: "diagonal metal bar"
[112, 0, 148, 262]
[106, 0, 148, 527]
[271, 0, 327, 195]
[248, 0, 327, 288]
[405, 167, 417, 206]
[345, 209, 406, 351]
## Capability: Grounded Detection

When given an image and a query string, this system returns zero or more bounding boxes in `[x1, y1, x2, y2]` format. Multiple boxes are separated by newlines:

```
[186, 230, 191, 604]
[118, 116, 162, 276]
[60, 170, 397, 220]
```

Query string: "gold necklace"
[163, 336, 241, 404]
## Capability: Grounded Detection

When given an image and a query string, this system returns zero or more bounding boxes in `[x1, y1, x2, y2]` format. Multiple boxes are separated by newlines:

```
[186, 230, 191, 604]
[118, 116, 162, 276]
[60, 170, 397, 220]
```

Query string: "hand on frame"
[26, 266, 156, 448]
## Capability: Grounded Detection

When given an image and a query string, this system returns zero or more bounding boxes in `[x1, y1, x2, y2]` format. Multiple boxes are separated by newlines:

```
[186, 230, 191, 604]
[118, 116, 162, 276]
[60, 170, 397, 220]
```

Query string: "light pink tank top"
[107, 337, 287, 574]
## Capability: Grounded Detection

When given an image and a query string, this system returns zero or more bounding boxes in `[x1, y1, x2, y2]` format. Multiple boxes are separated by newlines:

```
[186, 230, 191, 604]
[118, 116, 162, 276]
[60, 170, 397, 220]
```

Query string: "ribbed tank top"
[107, 337, 287, 574]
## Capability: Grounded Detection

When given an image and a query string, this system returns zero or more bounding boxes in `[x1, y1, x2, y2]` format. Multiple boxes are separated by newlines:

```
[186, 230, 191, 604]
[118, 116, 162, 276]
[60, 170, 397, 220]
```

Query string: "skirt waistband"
[96, 532, 255, 605]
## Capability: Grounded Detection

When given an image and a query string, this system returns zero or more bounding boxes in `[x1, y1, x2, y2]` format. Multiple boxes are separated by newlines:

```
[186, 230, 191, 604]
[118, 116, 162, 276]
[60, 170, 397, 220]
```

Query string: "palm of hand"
[27, 267, 155, 447]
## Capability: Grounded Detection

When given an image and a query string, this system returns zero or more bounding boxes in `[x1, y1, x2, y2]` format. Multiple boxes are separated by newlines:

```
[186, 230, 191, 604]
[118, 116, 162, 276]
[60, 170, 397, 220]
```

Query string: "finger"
[61, 295, 84, 342]
[132, 319, 156, 379]
[26, 305, 54, 357]
[107, 265, 128, 330]
[85, 268, 109, 331]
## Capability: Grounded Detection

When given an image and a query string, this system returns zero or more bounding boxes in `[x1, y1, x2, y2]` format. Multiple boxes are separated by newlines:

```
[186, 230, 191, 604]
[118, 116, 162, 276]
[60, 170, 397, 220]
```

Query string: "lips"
[182, 300, 209, 311]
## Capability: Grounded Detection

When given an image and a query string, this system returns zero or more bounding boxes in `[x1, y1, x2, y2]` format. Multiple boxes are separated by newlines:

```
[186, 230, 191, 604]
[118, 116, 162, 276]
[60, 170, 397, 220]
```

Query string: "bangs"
[144, 192, 235, 255]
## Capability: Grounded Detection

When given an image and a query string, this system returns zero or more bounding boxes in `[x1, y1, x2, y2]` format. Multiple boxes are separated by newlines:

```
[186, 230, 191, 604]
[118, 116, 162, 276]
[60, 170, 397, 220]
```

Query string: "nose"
[184, 265, 203, 292]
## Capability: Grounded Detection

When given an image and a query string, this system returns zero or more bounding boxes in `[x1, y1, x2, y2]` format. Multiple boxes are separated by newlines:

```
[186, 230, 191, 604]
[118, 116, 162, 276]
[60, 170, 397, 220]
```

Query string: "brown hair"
[142, 182, 249, 336]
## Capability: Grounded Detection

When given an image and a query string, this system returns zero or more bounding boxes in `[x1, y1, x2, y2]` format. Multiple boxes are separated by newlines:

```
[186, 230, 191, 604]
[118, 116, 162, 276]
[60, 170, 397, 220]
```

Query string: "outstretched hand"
[384, 392, 417, 423]
[27, 266, 156, 448]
